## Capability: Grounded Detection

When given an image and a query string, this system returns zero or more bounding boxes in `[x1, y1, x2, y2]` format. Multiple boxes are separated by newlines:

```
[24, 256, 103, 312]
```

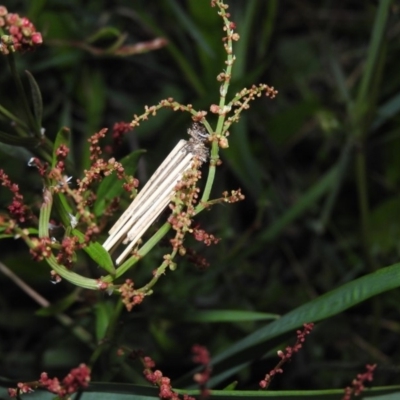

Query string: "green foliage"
[1, 0, 400, 399]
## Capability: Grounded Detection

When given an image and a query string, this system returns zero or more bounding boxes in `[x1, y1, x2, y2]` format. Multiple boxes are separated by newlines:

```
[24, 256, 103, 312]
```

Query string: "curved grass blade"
[245, 163, 340, 258]
[176, 262, 400, 386]
[0, 130, 39, 147]
[182, 310, 279, 323]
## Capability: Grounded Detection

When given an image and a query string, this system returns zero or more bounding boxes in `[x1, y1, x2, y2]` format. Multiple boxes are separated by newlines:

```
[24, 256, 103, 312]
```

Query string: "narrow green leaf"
[0, 103, 29, 129]
[246, 164, 339, 257]
[356, 0, 392, 107]
[371, 91, 400, 132]
[326, 45, 353, 110]
[38, 189, 52, 238]
[166, 0, 213, 56]
[183, 310, 279, 323]
[134, 7, 206, 96]
[224, 117, 265, 198]
[52, 127, 71, 168]
[0, 130, 38, 147]
[94, 150, 145, 217]
[232, 1, 258, 78]
[176, 263, 400, 387]
[0, 234, 14, 239]
[222, 381, 238, 391]
[0, 383, 399, 399]
[318, 140, 353, 230]
[72, 229, 115, 275]
[25, 70, 43, 128]
[53, 192, 74, 228]
[95, 301, 114, 342]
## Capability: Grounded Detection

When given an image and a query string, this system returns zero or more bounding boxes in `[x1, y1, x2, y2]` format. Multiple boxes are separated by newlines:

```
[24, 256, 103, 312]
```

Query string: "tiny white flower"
[68, 213, 78, 228]
[57, 176, 73, 188]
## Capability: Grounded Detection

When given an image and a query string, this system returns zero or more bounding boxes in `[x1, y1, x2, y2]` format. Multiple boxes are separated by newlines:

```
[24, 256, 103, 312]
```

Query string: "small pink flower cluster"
[192, 345, 212, 398]
[119, 279, 145, 311]
[39, 363, 91, 398]
[0, 6, 42, 55]
[8, 363, 90, 399]
[260, 322, 314, 389]
[0, 169, 30, 223]
[112, 121, 133, 147]
[342, 364, 377, 400]
[276, 322, 314, 361]
[142, 356, 195, 400]
[192, 227, 220, 246]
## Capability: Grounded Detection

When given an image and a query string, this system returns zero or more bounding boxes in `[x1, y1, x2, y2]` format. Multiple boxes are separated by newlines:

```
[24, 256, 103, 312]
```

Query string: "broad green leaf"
[182, 310, 279, 323]
[72, 229, 115, 275]
[93, 149, 145, 217]
[25, 70, 43, 128]
[176, 262, 400, 386]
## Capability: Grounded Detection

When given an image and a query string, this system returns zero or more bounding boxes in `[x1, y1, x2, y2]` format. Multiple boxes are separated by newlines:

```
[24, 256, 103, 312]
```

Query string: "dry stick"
[103, 141, 191, 257]
[106, 140, 187, 239]
[103, 124, 209, 265]
[0, 261, 94, 347]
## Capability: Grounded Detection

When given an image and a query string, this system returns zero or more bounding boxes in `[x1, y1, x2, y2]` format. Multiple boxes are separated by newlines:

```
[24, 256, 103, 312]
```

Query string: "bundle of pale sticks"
[102, 123, 209, 265]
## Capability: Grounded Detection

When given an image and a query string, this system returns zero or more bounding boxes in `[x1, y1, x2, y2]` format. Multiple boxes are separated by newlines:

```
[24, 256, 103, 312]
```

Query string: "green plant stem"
[355, 140, 381, 346]
[355, 142, 374, 271]
[355, 0, 392, 108]
[200, 1, 236, 204]
[199, 143, 218, 205]
[138, 249, 178, 293]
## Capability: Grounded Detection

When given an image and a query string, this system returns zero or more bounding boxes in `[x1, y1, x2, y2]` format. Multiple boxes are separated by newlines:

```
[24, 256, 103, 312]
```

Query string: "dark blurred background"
[1, 0, 400, 392]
